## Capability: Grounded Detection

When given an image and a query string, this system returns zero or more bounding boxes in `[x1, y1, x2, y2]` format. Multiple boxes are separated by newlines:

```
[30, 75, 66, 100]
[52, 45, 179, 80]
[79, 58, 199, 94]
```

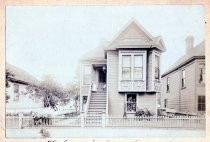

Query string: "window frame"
[120, 51, 146, 81]
[199, 63, 205, 84]
[181, 69, 186, 89]
[82, 65, 92, 85]
[13, 83, 19, 102]
[166, 77, 170, 93]
[122, 55, 132, 80]
[125, 93, 137, 113]
[198, 96, 205, 111]
[155, 55, 160, 80]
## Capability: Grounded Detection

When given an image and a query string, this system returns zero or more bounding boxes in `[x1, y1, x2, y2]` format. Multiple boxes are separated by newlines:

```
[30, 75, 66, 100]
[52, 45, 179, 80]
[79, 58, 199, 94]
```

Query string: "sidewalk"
[6, 128, 205, 138]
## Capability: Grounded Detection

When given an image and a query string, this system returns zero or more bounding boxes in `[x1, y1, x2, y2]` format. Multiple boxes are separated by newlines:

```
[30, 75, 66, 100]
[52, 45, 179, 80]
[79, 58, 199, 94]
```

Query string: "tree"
[65, 81, 80, 113]
[5, 70, 14, 103]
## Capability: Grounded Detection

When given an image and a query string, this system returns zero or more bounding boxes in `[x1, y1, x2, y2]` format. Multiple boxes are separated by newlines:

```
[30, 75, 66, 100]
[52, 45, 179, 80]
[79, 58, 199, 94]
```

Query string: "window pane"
[134, 67, 143, 79]
[134, 55, 143, 67]
[182, 70, 185, 78]
[84, 66, 91, 75]
[127, 94, 137, 112]
[155, 55, 160, 68]
[155, 67, 159, 79]
[122, 68, 131, 80]
[122, 55, 131, 67]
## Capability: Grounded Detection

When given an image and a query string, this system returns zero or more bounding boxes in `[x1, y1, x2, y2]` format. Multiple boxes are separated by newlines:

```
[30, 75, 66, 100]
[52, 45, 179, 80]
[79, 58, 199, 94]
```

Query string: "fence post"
[102, 111, 106, 128]
[81, 111, 85, 128]
[19, 113, 23, 129]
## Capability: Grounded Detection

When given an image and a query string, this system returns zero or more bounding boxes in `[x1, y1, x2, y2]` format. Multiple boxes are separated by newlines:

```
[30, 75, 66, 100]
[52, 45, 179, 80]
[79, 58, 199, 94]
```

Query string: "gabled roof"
[105, 19, 166, 52]
[162, 41, 205, 77]
[80, 19, 166, 62]
[6, 63, 40, 86]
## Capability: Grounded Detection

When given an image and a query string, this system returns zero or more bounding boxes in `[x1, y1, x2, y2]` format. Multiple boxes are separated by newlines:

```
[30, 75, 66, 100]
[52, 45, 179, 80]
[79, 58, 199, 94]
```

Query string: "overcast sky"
[6, 5, 204, 86]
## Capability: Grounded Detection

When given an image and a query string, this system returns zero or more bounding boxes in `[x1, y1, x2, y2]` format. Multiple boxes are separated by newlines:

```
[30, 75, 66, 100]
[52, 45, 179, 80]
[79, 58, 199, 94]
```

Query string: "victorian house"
[79, 19, 166, 117]
[161, 37, 205, 115]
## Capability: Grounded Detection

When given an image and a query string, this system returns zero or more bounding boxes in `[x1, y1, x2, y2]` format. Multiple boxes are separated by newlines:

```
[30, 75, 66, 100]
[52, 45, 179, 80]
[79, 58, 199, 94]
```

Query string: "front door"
[98, 69, 106, 91]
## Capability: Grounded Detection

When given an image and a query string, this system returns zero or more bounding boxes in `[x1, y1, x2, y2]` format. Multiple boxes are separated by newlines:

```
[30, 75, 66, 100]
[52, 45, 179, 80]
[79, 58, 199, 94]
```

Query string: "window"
[13, 84, 19, 101]
[83, 65, 91, 85]
[122, 55, 131, 80]
[199, 63, 205, 84]
[155, 55, 160, 79]
[134, 55, 143, 79]
[198, 96, 205, 111]
[126, 94, 137, 112]
[181, 70, 186, 88]
[166, 77, 170, 92]
[164, 99, 168, 108]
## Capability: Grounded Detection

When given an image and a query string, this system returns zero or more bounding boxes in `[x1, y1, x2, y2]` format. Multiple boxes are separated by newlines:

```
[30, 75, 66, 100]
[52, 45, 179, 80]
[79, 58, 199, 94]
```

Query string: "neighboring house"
[161, 37, 205, 115]
[6, 63, 44, 114]
[79, 19, 166, 117]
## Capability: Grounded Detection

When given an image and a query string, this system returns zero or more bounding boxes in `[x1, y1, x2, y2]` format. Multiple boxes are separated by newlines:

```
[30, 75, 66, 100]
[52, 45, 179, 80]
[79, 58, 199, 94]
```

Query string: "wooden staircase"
[88, 91, 106, 114]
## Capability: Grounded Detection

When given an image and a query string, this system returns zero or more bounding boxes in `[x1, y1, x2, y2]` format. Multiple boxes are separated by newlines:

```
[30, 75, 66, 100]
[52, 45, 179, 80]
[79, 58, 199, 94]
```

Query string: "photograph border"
[0, 0, 210, 142]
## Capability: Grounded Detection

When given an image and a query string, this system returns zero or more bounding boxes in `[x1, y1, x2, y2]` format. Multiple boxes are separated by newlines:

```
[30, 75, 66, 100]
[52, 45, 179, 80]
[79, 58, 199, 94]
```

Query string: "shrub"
[40, 128, 50, 138]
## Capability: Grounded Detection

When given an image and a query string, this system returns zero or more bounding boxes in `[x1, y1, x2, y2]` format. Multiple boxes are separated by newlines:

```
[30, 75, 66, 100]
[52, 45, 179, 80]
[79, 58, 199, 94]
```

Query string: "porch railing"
[84, 84, 92, 116]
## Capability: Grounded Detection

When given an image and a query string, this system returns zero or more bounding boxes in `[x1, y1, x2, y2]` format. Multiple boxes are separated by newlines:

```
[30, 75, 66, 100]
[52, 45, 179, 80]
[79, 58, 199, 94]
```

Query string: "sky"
[6, 5, 204, 86]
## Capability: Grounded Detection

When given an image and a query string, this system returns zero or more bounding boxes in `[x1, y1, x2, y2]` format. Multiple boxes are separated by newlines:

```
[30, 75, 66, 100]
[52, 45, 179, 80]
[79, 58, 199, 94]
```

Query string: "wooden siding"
[107, 51, 124, 116]
[137, 93, 156, 115]
[161, 59, 205, 114]
[147, 51, 153, 91]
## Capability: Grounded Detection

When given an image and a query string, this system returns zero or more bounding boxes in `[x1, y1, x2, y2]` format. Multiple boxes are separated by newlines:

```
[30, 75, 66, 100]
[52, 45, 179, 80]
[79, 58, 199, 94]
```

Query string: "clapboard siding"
[161, 59, 206, 114]
[107, 51, 124, 116]
[147, 51, 153, 91]
[161, 70, 180, 111]
[137, 93, 156, 114]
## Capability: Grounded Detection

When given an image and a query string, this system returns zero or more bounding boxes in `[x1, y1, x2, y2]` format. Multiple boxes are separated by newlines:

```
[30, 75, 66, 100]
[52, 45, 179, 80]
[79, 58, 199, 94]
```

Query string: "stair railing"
[85, 83, 92, 116]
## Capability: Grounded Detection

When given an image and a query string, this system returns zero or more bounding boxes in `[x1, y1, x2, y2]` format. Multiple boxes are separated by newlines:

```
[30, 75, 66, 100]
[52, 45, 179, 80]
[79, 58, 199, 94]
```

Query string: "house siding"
[161, 58, 205, 114]
[107, 51, 124, 116]
[137, 93, 156, 114]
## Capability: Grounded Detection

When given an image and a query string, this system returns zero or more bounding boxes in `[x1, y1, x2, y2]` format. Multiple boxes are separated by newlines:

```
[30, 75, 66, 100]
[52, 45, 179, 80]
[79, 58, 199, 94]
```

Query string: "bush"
[40, 128, 50, 138]
[135, 108, 154, 117]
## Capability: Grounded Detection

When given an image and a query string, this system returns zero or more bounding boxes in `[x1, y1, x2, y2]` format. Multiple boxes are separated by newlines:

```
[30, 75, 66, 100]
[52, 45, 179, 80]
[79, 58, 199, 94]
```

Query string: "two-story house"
[161, 37, 205, 115]
[79, 19, 166, 117]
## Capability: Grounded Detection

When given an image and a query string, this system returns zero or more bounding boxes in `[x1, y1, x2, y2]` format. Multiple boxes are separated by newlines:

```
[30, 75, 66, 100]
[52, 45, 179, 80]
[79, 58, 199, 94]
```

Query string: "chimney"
[185, 36, 194, 53]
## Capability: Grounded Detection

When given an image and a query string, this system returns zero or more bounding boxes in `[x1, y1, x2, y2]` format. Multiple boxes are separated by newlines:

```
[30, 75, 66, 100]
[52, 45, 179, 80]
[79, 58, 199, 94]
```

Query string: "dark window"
[198, 96, 205, 111]
[164, 99, 168, 108]
[126, 94, 137, 112]
[199, 63, 205, 84]
[83, 96, 87, 104]
[13, 84, 19, 102]
[155, 55, 160, 79]
[181, 70, 186, 88]
[166, 77, 170, 92]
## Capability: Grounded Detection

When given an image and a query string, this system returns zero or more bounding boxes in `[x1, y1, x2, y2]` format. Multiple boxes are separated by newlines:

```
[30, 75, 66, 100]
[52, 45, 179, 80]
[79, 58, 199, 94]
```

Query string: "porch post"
[102, 111, 106, 128]
[19, 113, 23, 129]
[81, 111, 85, 128]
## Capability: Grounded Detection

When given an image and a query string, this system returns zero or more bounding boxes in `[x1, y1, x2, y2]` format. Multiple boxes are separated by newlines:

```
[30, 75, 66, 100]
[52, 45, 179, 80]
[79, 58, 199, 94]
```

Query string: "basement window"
[126, 94, 137, 112]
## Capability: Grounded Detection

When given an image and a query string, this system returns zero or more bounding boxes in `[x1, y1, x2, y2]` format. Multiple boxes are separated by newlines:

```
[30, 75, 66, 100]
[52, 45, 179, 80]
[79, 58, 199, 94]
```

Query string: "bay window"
[122, 55, 131, 80]
[134, 55, 143, 80]
[155, 55, 160, 79]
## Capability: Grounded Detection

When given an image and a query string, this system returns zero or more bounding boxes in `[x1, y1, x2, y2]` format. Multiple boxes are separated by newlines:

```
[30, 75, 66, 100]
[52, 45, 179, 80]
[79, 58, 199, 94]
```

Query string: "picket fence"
[6, 114, 205, 129]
